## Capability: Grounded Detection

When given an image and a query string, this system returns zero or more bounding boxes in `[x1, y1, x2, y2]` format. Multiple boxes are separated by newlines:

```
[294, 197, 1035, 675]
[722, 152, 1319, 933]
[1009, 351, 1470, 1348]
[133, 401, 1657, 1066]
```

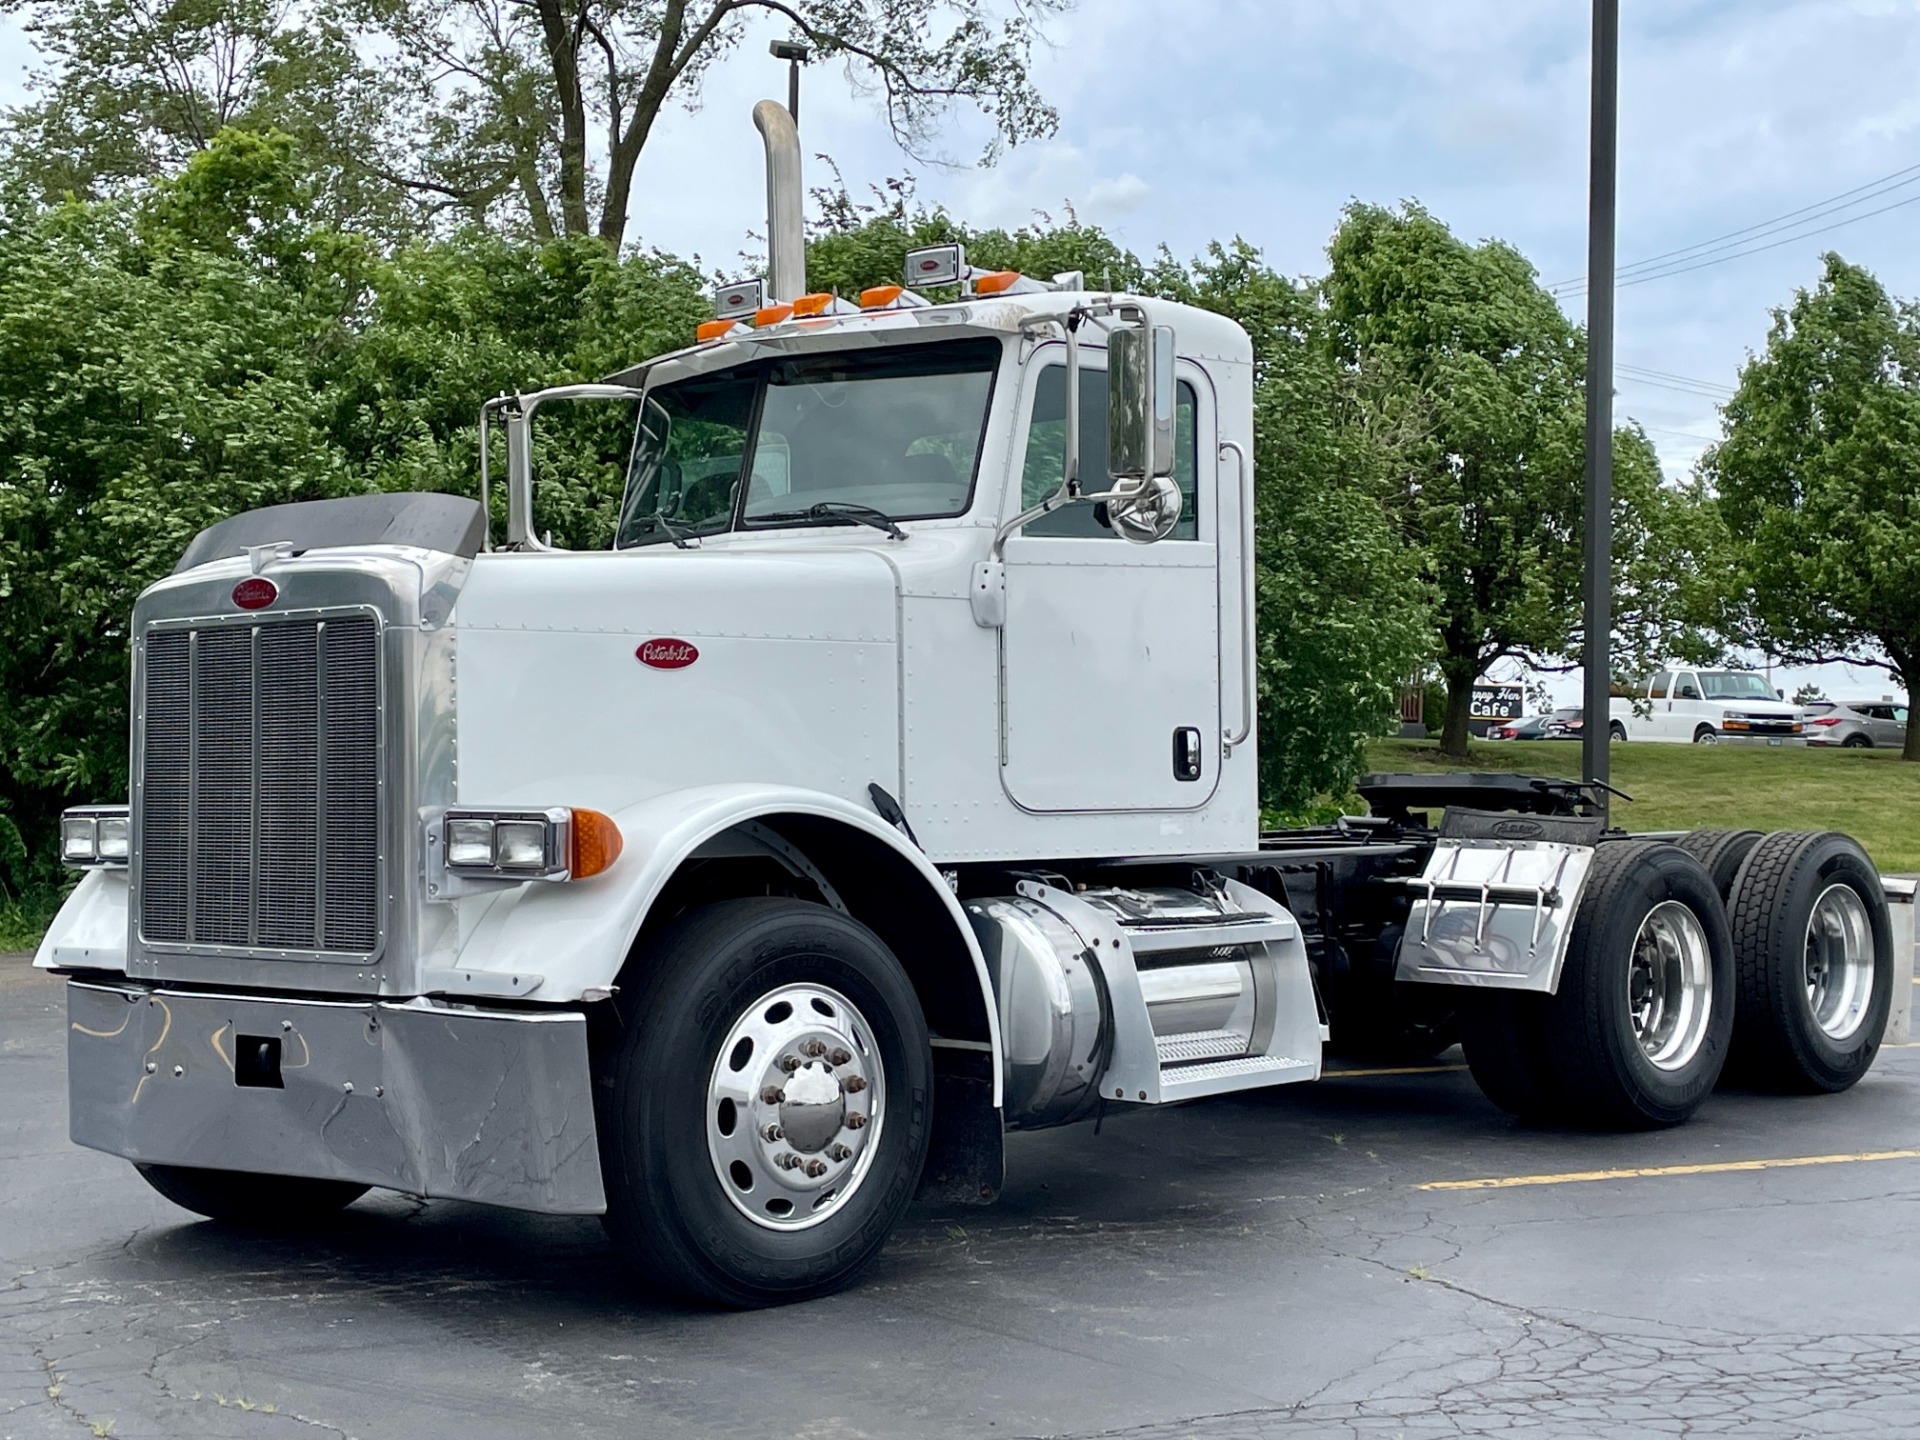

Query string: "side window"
[1896, 707, 1910, 724]
[1650, 671, 1674, 699]
[1020, 363, 1200, 539]
[1676, 673, 1703, 701]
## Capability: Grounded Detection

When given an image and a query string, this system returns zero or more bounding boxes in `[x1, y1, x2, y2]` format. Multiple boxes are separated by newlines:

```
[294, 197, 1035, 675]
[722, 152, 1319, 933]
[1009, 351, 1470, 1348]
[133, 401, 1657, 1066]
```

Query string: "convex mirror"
[1106, 322, 1180, 543]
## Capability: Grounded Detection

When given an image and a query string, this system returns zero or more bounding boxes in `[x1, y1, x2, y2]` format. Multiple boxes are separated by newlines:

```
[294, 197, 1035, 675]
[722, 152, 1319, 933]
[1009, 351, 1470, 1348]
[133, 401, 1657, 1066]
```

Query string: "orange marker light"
[791, 292, 837, 316]
[569, 809, 624, 879]
[973, 270, 1022, 295]
[696, 318, 736, 342]
[860, 284, 904, 309]
[754, 303, 795, 327]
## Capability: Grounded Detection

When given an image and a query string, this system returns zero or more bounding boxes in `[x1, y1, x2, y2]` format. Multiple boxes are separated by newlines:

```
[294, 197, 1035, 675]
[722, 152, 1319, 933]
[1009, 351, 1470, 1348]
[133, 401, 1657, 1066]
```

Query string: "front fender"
[436, 783, 1003, 1099]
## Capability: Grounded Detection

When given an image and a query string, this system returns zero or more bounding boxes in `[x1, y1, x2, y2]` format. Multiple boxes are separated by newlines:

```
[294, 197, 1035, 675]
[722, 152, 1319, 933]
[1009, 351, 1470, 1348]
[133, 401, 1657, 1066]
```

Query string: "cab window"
[1019, 363, 1200, 539]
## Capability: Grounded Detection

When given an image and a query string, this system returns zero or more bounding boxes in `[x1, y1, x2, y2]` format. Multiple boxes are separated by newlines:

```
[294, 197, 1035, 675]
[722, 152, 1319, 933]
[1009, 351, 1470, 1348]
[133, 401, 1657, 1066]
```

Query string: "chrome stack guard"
[1392, 838, 1599, 992]
[67, 980, 605, 1214]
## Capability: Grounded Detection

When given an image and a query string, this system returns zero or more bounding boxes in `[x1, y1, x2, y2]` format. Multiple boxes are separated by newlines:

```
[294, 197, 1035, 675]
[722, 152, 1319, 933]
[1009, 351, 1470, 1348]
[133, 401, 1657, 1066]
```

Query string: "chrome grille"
[138, 613, 382, 955]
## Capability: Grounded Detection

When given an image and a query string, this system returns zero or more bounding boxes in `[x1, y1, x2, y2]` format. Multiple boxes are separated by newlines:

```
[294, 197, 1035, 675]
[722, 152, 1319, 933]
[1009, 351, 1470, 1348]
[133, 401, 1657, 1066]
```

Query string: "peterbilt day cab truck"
[1607, 668, 1806, 745]
[37, 103, 1895, 1307]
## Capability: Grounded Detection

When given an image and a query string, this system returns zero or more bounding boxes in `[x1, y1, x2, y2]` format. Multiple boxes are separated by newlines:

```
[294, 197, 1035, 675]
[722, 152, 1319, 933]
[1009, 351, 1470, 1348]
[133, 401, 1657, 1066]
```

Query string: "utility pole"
[771, 39, 812, 125]
[1582, 0, 1619, 822]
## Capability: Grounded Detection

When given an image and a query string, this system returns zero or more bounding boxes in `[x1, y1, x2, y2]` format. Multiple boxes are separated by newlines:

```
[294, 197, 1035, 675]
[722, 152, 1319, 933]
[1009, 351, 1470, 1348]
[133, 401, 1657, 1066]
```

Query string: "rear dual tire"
[1461, 841, 1735, 1128]
[1723, 831, 1891, 1093]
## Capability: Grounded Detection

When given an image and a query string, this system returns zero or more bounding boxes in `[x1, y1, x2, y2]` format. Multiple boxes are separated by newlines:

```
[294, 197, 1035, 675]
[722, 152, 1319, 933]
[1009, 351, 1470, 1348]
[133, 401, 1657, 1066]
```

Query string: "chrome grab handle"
[1220, 439, 1254, 751]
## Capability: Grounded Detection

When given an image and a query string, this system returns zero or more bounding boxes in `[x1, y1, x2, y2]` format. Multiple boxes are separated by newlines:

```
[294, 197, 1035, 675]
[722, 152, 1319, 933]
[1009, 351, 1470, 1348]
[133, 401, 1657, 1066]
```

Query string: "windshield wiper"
[754, 501, 906, 540]
[650, 511, 696, 549]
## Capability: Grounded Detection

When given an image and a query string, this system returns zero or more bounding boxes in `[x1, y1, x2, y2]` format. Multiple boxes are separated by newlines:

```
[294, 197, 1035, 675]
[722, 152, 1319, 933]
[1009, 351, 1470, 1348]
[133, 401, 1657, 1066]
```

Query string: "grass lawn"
[1365, 738, 1920, 874]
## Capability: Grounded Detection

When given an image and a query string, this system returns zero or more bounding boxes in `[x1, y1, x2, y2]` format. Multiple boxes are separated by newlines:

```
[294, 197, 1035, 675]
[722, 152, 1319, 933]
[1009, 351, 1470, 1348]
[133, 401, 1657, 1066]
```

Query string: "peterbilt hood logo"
[1491, 819, 1544, 839]
[231, 577, 278, 610]
[637, 638, 699, 669]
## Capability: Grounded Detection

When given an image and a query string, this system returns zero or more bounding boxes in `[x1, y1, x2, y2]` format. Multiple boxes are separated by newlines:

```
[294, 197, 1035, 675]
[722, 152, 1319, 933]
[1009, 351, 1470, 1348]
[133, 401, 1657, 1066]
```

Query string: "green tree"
[1324, 202, 1712, 757]
[1707, 253, 1920, 760]
[4, 0, 1071, 245]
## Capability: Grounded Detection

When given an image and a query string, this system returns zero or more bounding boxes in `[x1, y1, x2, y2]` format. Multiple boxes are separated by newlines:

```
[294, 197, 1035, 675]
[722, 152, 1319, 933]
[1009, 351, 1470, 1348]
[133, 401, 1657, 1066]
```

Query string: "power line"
[1617, 363, 1734, 395]
[1616, 369, 1734, 401]
[1549, 163, 1920, 296]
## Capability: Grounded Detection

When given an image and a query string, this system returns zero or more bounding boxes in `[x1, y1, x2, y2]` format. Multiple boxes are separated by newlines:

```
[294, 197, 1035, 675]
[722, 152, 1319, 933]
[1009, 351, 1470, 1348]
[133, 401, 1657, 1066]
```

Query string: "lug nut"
[829, 1047, 852, 1066]
[801, 1038, 828, 1058]
[802, 1158, 829, 1178]
[775, 1152, 804, 1170]
[845, 1111, 868, 1130]
[843, 1075, 867, 1094]
[828, 1143, 853, 1162]
[779, 1054, 803, 1073]
[761, 1123, 784, 1142]
[760, 1086, 786, 1105]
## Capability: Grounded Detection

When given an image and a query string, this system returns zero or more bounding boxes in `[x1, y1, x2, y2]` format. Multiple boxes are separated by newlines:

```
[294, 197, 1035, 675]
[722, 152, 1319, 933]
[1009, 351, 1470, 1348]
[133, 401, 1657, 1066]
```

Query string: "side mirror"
[1105, 322, 1179, 543]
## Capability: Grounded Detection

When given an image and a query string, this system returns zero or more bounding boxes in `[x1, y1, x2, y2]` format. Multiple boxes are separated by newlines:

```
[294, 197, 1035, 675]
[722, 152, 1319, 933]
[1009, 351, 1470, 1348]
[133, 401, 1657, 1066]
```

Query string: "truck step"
[1154, 1028, 1250, 1065]
[1157, 1053, 1319, 1103]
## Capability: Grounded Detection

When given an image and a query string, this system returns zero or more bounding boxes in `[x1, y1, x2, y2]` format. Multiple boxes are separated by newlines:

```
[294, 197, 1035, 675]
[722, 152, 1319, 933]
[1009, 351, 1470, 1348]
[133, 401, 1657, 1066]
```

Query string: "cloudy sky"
[1, 0, 1914, 703]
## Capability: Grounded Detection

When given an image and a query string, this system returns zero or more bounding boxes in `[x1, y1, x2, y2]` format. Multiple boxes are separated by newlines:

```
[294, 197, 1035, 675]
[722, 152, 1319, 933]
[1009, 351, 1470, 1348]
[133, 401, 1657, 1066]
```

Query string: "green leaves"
[1707, 253, 1920, 753]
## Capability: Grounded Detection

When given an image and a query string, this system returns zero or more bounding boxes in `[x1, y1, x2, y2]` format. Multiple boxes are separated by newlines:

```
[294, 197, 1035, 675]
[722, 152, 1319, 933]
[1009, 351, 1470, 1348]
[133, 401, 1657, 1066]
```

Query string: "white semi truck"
[37, 103, 1895, 1306]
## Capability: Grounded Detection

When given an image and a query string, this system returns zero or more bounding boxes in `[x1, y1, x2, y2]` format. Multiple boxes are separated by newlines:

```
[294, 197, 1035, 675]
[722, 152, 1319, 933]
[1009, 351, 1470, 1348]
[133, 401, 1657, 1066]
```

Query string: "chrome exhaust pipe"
[753, 99, 805, 302]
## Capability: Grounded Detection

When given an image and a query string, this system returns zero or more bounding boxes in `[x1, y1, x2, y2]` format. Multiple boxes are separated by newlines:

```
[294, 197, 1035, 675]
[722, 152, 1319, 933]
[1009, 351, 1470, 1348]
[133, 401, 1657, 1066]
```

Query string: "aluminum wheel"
[1627, 900, 1713, 1071]
[1805, 883, 1875, 1041]
[705, 982, 886, 1232]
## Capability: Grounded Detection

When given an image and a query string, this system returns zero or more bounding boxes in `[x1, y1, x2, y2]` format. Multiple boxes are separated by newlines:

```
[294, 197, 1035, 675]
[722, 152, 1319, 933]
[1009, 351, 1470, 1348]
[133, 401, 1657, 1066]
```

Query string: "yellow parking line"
[1323, 1063, 1471, 1080]
[1420, 1149, 1920, 1192]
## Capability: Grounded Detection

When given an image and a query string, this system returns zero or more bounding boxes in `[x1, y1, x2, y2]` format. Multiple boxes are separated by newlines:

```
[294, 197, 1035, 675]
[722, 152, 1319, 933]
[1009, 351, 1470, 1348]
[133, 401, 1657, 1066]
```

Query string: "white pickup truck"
[1608, 668, 1806, 745]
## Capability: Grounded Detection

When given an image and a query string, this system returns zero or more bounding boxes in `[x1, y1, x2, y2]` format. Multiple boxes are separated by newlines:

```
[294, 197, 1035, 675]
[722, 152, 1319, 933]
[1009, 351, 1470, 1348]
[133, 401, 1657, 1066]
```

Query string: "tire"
[1458, 990, 1561, 1120]
[1693, 726, 1719, 745]
[1609, 721, 1627, 742]
[599, 898, 932, 1308]
[135, 1164, 368, 1224]
[1675, 829, 1764, 902]
[1842, 734, 1871, 749]
[1724, 831, 1893, 1093]
[1539, 841, 1735, 1128]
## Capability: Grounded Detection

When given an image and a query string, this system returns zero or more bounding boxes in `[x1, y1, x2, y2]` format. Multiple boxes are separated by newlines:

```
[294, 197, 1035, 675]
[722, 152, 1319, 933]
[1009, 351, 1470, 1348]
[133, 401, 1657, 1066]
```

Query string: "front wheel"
[600, 898, 932, 1307]
[136, 1164, 368, 1224]
[1693, 726, 1719, 745]
[1842, 734, 1872, 749]
[1609, 721, 1628, 742]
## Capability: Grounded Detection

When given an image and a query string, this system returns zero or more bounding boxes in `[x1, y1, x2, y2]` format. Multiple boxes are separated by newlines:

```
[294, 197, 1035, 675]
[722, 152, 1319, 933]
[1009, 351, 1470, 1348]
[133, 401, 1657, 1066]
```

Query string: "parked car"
[1487, 707, 1580, 740]
[1804, 700, 1909, 749]
[1607, 669, 1804, 745]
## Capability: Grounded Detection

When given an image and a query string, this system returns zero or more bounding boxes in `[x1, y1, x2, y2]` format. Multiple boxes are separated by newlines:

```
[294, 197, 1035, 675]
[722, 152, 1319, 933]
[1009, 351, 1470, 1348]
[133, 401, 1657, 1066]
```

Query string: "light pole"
[770, 39, 812, 126]
[1582, 0, 1618, 821]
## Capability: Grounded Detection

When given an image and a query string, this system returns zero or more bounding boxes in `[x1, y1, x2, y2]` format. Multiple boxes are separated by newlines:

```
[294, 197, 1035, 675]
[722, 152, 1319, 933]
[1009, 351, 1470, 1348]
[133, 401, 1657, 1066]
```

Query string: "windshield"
[615, 338, 1000, 548]
[1697, 671, 1780, 702]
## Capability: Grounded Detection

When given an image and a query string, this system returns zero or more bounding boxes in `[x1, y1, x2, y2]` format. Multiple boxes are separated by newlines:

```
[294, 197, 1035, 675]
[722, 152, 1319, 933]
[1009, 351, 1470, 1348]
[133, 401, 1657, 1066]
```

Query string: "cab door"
[998, 349, 1222, 812]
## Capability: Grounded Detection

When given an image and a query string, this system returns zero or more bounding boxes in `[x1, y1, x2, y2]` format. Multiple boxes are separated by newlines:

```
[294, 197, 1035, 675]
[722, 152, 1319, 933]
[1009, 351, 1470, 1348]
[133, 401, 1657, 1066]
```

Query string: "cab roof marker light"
[696, 318, 750, 343]
[973, 270, 1049, 297]
[858, 284, 930, 311]
[754, 303, 796, 327]
[790, 292, 861, 319]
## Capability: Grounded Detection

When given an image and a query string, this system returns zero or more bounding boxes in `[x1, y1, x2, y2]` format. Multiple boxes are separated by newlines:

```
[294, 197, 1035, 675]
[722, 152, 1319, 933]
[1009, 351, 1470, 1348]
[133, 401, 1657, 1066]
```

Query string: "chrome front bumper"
[67, 980, 605, 1214]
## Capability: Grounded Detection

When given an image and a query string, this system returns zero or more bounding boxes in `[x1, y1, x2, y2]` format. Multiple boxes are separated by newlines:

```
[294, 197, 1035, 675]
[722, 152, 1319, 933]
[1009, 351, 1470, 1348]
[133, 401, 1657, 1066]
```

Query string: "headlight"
[60, 806, 131, 868]
[440, 808, 623, 881]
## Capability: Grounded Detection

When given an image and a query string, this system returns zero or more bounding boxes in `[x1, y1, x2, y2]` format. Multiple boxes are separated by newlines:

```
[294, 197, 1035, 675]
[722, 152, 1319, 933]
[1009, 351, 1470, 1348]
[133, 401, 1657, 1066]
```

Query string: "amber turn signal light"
[569, 808, 624, 879]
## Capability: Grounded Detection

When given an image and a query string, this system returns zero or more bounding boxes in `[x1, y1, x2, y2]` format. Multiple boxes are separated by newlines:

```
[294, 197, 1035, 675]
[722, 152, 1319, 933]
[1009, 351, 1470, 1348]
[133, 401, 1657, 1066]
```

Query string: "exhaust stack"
[753, 99, 805, 302]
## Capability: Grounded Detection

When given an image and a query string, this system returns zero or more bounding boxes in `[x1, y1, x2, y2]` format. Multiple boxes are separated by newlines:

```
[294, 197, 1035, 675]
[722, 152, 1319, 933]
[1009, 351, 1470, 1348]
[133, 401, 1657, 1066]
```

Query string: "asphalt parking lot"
[5, 953, 1919, 1440]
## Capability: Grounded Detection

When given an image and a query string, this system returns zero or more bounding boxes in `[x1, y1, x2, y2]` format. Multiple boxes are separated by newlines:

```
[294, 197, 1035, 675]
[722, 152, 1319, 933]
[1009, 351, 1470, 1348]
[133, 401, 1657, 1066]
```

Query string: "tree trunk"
[535, 0, 593, 236]
[1439, 668, 1477, 759]
[1899, 664, 1920, 762]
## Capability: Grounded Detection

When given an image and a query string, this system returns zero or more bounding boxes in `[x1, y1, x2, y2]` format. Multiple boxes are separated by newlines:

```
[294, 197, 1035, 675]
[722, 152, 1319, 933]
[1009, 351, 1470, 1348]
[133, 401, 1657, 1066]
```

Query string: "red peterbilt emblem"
[231, 577, 278, 610]
[637, 638, 699, 670]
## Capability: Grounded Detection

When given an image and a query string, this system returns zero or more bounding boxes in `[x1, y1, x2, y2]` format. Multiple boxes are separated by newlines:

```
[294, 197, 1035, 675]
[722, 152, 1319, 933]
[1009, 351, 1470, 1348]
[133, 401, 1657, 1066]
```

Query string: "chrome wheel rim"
[705, 982, 885, 1231]
[1805, 883, 1874, 1041]
[1627, 901, 1713, 1071]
